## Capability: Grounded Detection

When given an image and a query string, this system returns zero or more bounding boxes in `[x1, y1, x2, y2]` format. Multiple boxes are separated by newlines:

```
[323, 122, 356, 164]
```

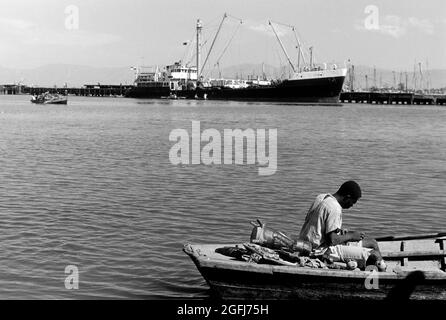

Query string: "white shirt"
[299, 193, 343, 249]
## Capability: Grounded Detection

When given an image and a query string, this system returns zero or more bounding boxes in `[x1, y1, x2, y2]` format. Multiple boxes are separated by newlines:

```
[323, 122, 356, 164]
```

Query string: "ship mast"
[269, 21, 296, 73]
[309, 46, 313, 69]
[418, 62, 423, 92]
[196, 19, 202, 82]
[373, 66, 377, 89]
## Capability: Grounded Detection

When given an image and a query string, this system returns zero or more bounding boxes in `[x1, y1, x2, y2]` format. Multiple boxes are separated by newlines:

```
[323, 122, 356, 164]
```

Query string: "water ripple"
[0, 95, 445, 298]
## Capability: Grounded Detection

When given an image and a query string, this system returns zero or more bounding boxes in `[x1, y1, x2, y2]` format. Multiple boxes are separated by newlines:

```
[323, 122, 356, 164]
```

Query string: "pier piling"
[339, 92, 443, 105]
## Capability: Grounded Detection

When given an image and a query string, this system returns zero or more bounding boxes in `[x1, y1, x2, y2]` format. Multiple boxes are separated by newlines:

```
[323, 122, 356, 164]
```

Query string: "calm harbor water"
[0, 95, 445, 299]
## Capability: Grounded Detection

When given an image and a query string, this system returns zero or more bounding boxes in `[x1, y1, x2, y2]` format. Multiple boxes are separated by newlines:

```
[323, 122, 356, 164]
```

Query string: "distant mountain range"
[1, 63, 445, 89]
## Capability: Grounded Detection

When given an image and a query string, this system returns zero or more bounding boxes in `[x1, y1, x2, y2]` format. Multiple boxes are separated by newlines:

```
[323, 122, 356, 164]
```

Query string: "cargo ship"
[125, 15, 347, 104]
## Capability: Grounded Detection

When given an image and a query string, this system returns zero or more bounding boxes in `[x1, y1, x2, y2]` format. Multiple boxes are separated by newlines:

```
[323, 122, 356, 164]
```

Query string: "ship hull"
[125, 86, 171, 98]
[125, 75, 345, 104]
[199, 75, 345, 104]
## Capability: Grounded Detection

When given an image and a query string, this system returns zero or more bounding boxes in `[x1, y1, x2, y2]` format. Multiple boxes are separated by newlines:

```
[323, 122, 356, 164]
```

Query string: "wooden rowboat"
[183, 236, 446, 300]
[31, 93, 68, 105]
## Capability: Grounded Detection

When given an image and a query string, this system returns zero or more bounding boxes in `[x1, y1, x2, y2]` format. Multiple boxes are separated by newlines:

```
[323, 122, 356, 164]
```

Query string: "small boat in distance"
[31, 92, 68, 105]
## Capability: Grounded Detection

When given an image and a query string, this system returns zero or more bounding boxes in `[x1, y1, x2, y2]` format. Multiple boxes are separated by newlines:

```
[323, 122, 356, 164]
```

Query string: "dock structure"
[2, 84, 446, 105]
[339, 92, 446, 105]
[433, 96, 446, 105]
[24, 84, 134, 97]
[0, 84, 25, 95]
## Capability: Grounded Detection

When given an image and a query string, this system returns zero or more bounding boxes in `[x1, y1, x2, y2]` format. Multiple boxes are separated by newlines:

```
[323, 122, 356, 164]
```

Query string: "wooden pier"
[0, 84, 25, 95]
[340, 92, 446, 105]
[24, 84, 134, 97]
[27, 84, 132, 97]
[1, 84, 133, 97]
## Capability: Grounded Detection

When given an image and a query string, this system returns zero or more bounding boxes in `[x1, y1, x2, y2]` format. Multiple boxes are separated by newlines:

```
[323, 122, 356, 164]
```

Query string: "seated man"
[299, 180, 386, 271]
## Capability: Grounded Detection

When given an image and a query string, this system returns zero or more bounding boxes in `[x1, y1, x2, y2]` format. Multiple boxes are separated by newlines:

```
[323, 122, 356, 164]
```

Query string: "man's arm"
[327, 230, 365, 246]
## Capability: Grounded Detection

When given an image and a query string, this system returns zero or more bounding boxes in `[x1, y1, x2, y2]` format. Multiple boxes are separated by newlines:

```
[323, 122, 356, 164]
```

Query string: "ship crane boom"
[199, 13, 243, 79]
[291, 26, 307, 70]
[269, 20, 307, 70]
[207, 21, 243, 79]
[268, 20, 296, 73]
[200, 13, 227, 78]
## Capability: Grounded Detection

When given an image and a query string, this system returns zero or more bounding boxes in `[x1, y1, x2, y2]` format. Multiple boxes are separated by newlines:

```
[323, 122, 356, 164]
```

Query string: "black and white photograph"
[0, 0, 445, 313]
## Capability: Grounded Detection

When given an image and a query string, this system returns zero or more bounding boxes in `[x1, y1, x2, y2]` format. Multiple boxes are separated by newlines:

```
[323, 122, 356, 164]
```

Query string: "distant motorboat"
[31, 92, 68, 105]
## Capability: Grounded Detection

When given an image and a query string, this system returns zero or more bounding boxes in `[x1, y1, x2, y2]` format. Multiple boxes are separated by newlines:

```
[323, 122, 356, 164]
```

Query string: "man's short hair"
[337, 181, 362, 199]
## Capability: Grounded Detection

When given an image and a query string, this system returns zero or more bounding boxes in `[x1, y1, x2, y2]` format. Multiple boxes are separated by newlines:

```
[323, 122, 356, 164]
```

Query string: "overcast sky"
[0, 0, 445, 70]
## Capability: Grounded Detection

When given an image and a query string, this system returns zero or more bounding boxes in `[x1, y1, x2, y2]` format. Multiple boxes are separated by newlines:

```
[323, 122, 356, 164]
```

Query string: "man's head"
[335, 180, 362, 209]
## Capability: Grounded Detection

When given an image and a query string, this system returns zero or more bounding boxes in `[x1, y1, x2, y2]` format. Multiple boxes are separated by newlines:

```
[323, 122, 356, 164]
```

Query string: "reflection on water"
[0, 95, 445, 298]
